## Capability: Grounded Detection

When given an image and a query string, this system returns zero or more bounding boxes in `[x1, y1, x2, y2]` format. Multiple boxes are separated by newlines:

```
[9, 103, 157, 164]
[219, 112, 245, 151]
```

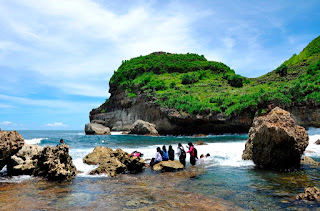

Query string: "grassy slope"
[109, 36, 320, 117]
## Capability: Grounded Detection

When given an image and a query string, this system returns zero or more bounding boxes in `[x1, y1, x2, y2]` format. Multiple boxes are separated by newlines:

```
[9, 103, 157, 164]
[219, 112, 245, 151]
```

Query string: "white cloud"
[0, 0, 204, 97]
[45, 122, 68, 127]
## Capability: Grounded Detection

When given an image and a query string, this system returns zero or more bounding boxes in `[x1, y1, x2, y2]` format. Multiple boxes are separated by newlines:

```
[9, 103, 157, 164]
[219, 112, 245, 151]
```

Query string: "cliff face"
[90, 91, 320, 135]
[90, 89, 251, 135]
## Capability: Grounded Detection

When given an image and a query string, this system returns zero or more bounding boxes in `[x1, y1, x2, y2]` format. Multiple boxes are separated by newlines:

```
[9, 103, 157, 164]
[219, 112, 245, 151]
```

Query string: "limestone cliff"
[89, 89, 320, 135]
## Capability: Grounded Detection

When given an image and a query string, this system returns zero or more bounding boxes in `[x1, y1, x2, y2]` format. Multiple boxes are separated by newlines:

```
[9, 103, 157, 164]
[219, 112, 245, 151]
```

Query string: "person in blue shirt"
[162, 145, 169, 161]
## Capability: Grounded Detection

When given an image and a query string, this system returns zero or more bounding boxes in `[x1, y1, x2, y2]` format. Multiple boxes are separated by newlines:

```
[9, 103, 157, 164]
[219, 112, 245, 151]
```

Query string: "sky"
[0, 0, 320, 130]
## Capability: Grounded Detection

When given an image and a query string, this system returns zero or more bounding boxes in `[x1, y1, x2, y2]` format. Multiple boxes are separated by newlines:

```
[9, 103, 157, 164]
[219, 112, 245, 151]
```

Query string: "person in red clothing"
[186, 142, 196, 165]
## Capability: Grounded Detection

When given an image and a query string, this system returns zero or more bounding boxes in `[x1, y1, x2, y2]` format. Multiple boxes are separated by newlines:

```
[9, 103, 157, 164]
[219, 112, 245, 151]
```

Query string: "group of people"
[151, 142, 199, 167]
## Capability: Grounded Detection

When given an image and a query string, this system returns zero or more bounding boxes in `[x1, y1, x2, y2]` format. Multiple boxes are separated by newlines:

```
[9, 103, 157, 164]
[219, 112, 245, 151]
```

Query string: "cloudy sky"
[0, 0, 320, 130]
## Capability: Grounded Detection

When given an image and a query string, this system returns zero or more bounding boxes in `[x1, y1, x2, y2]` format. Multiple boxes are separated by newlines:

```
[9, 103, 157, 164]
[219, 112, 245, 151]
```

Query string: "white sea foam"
[0, 175, 34, 183]
[24, 138, 47, 145]
[304, 134, 320, 158]
[111, 131, 124, 135]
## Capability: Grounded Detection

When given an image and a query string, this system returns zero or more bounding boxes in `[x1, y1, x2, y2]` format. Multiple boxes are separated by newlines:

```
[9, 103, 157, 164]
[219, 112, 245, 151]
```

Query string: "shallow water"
[1, 129, 320, 210]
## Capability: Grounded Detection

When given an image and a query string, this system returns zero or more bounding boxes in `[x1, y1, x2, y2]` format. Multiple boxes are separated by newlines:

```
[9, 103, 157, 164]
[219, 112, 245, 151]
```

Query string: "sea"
[1, 129, 320, 210]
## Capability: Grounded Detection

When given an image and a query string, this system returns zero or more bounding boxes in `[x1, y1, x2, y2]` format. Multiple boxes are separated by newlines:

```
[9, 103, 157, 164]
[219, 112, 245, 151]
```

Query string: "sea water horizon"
[1, 129, 320, 210]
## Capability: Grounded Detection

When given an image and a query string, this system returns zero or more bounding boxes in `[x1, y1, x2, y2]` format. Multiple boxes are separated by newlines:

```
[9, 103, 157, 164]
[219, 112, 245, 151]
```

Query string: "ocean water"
[1, 129, 320, 210]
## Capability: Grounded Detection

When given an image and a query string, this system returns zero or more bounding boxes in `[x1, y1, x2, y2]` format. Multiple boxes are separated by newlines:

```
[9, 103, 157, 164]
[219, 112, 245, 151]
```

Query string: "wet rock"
[85, 123, 111, 135]
[296, 186, 320, 201]
[194, 140, 208, 145]
[194, 134, 207, 137]
[300, 156, 320, 166]
[128, 120, 159, 136]
[0, 130, 24, 170]
[152, 160, 184, 172]
[315, 139, 320, 145]
[83, 146, 145, 177]
[33, 144, 77, 181]
[7, 144, 43, 176]
[242, 107, 309, 170]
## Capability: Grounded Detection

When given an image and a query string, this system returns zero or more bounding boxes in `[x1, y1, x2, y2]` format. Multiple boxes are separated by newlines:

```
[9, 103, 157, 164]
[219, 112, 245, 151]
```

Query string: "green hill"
[109, 36, 320, 117]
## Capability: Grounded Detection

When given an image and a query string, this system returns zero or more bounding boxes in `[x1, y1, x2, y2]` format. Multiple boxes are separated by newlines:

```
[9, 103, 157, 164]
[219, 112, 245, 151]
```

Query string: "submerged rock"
[194, 140, 208, 145]
[7, 144, 43, 176]
[152, 160, 184, 172]
[83, 146, 145, 177]
[128, 120, 159, 136]
[85, 123, 111, 135]
[33, 144, 77, 181]
[242, 107, 309, 170]
[296, 186, 320, 201]
[0, 129, 24, 170]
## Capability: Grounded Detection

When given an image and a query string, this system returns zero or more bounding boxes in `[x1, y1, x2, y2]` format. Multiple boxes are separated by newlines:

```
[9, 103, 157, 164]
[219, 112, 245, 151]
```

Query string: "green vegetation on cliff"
[109, 36, 320, 116]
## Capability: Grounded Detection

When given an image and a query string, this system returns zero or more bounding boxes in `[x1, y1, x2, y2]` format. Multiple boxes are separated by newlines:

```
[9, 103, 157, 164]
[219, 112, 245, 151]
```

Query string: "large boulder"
[85, 123, 111, 135]
[128, 120, 159, 136]
[0, 129, 24, 170]
[7, 144, 43, 176]
[83, 146, 145, 177]
[152, 160, 184, 172]
[242, 107, 309, 170]
[33, 144, 77, 181]
[296, 186, 320, 201]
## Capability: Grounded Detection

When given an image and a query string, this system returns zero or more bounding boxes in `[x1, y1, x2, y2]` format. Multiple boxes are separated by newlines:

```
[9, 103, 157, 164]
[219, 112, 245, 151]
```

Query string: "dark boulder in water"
[0, 129, 24, 170]
[242, 107, 309, 170]
[33, 144, 77, 181]
[83, 146, 145, 177]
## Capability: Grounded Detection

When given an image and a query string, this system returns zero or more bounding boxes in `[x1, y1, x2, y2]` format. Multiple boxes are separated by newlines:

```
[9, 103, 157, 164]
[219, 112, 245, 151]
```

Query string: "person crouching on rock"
[150, 147, 163, 167]
[162, 145, 169, 161]
[186, 142, 196, 165]
[168, 145, 174, 161]
[176, 143, 186, 167]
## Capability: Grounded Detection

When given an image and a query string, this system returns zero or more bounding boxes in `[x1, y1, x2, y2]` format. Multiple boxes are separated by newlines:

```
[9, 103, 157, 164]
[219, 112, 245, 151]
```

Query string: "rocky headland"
[87, 36, 320, 135]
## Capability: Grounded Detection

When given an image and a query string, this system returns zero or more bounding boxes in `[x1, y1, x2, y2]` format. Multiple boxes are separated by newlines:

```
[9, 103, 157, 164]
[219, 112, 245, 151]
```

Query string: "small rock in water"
[296, 186, 320, 201]
[315, 139, 320, 145]
[194, 140, 208, 145]
[300, 156, 320, 166]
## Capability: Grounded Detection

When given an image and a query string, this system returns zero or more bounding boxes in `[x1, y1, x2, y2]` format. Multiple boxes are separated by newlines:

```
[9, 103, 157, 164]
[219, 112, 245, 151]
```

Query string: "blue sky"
[0, 0, 320, 130]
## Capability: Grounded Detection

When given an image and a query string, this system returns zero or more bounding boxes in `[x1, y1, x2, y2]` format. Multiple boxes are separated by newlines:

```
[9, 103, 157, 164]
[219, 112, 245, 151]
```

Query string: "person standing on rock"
[168, 145, 174, 161]
[162, 145, 169, 161]
[176, 143, 186, 167]
[186, 142, 196, 165]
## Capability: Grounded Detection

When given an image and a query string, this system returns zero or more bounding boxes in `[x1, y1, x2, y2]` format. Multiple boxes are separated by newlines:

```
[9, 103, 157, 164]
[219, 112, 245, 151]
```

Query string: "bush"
[275, 64, 288, 77]
[181, 73, 198, 84]
[227, 74, 244, 87]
